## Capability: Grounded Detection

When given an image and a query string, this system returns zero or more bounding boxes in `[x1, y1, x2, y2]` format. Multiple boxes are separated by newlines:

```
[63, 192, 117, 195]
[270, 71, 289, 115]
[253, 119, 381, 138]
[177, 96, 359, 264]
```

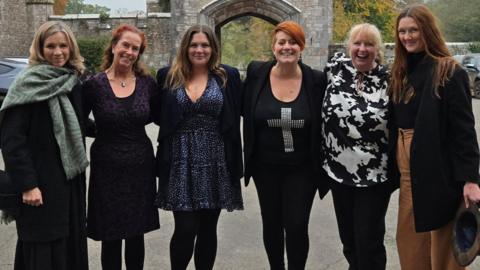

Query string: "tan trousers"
[396, 129, 465, 270]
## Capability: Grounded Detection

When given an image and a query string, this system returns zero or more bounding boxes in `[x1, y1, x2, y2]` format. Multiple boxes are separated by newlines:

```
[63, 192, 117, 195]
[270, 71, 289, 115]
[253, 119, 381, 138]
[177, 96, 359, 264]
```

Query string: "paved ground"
[2, 100, 480, 269]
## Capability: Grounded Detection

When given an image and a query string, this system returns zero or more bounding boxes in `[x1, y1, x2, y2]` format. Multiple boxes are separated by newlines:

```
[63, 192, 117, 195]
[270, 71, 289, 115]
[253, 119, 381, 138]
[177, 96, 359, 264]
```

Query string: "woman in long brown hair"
[389, 4, 480, 269]
[83, 24, 159, 270]
[153, 25, 243, 270]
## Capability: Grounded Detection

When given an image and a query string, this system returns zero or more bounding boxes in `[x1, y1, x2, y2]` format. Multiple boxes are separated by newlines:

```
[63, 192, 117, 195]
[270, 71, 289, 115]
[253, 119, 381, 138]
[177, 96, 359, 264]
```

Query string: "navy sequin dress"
[156, 77, 243, 211]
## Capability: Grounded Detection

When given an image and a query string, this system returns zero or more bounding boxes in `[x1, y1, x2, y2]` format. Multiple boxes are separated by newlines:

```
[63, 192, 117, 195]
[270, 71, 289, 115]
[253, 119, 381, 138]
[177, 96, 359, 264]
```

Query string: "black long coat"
[153, 65, 243, 187]
[390, 57, 480, 232]
[1, 84, 87, 242]
[242, 61, 329, 196]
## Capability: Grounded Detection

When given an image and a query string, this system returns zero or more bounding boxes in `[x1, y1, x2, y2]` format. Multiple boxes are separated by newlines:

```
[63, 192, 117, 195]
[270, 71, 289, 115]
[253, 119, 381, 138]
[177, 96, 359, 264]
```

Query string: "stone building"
[0, 0, 332, 69]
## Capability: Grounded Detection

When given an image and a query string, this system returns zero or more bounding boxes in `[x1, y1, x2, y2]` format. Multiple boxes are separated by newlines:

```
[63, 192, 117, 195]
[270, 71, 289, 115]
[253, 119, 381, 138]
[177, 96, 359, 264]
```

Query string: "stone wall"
[51, 13, 172, 69]
[1, 0, 38, 57]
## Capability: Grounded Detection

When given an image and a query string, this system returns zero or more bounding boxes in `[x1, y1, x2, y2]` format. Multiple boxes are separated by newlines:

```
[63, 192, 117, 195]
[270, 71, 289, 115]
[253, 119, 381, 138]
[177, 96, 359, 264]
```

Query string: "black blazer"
[242, 61, 329, 197]
[389, 57, 480, 232]
[153, 65, 243, 187]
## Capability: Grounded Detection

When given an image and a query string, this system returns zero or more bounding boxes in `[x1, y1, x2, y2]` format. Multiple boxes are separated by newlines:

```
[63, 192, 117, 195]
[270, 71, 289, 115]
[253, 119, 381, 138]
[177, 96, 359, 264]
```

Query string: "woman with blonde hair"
[0, 21, 89, 270]
[83, 24, 159, 270]
[153, 24, 243, 270]
[390, 4, 480, 270]
[321, 23, 393, 270]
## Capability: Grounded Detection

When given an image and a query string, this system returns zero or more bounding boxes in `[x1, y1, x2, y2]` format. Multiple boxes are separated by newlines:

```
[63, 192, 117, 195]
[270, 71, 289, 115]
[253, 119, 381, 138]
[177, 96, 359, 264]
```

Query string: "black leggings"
[170, 209, 221, 270]
[101, 235, 145, 270]
[252, 163, 317, 270]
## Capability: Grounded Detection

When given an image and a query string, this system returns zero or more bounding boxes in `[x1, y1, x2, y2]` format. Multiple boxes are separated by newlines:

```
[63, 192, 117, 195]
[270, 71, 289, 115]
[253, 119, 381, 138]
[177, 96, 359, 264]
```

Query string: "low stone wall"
[51, 13, 173, 69]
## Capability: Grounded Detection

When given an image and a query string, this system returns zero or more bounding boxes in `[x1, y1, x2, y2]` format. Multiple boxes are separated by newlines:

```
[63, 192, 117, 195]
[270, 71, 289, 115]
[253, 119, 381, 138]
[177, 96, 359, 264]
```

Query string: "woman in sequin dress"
[83, 24, 159, 270]
[153, 25, 243, 270]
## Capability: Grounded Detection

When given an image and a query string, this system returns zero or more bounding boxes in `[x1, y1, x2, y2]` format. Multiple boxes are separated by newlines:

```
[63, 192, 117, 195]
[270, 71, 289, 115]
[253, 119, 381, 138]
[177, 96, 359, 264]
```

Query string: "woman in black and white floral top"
[321, 23, 393, 270]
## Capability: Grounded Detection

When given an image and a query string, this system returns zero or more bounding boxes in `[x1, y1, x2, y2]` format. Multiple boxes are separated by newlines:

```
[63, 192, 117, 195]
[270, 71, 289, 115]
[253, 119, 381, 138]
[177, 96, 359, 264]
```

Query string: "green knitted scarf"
[0, 64, 89, 180]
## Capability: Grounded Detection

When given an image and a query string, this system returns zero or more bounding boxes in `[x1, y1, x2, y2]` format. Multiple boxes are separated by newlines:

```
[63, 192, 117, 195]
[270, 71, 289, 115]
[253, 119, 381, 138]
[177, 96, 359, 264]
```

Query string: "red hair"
[100, 24, 149, 75]
[272, 21, 305, 50]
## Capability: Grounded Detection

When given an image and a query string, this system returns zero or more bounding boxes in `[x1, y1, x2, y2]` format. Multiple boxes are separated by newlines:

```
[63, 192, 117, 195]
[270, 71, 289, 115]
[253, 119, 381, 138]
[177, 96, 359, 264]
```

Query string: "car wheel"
[475, 80, 480, 99]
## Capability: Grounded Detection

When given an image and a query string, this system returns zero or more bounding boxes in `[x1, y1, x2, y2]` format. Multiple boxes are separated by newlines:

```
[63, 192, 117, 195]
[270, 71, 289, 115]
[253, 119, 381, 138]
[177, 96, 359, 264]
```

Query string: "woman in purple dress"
[82, 24, 159, 270]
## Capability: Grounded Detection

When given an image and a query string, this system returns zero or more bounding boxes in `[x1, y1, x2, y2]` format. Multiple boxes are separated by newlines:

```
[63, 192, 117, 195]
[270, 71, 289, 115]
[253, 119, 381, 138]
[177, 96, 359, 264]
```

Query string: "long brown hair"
[100, 24, 149, 76]
[29, 21, 85, 74]
[165, 25, 226, 90]
[390, 4, 458, 103]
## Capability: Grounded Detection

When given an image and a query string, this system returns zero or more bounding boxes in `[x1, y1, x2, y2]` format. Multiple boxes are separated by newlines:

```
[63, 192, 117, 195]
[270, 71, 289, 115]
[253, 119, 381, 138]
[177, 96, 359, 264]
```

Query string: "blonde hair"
[29, 21, 85, 74]
[346, 23, 385, 64]
[165, 25, 226, 90]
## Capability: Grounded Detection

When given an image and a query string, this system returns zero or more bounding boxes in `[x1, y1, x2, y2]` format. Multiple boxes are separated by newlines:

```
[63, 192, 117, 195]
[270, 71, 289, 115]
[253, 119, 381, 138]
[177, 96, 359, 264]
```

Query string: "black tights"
[170, 209, 221, 270]
[101, 235, 145, 270]
[253, 164, 317, 270]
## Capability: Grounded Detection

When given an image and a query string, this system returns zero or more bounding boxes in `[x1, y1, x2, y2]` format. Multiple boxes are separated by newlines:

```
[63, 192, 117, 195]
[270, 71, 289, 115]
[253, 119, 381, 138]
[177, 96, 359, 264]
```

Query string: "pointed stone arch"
[199, 0, 301, 28]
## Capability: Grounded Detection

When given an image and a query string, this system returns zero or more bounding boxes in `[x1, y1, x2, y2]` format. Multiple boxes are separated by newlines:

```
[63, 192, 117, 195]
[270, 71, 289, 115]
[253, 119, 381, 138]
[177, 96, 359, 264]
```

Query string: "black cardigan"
[390, 56, 480, 232]
[153, 65, 243, 187]
[242, 61, 329, 197]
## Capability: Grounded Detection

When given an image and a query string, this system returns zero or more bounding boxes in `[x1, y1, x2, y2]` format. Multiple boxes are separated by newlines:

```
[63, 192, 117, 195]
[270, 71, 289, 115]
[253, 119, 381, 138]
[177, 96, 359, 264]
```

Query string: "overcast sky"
[83, 0, 146, 12]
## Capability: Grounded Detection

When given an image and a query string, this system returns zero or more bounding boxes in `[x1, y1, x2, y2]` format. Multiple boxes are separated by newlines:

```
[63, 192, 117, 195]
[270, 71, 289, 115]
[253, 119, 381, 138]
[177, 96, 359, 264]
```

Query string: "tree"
[333, 0, 398, 42]
[221, 16, 274, 71]
[65, 0, 110, 14]
[53, 0, 68, 15]
[427, 0, 480, 42]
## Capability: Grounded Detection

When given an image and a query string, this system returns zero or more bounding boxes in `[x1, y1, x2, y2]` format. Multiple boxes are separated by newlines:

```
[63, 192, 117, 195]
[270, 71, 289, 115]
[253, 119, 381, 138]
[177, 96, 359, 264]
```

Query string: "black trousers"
[329, 178, 391, 270]
[252, 163, 317, 270]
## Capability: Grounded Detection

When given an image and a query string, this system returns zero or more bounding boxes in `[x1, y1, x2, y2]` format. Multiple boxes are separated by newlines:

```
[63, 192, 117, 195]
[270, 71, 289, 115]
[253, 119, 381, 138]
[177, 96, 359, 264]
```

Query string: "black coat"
[390, 57, 480, 232]
[242, 61, 329, 197]
[1, 83, 87, 242]
[153, 65, 243, 187]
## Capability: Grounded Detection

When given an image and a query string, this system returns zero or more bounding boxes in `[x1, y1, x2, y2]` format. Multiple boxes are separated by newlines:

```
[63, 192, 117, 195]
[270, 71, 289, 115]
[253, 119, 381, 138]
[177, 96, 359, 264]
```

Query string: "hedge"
[77, 36, 109, 74]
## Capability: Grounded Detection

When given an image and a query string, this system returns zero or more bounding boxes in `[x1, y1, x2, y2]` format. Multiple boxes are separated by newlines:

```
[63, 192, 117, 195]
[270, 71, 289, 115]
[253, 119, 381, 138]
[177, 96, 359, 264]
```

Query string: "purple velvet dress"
[83, 72, 160, 241]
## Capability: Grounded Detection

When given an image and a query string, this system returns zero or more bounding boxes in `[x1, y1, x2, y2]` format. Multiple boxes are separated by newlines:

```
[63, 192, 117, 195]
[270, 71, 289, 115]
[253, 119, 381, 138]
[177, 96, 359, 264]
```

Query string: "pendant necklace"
[120, 81, 126, 87]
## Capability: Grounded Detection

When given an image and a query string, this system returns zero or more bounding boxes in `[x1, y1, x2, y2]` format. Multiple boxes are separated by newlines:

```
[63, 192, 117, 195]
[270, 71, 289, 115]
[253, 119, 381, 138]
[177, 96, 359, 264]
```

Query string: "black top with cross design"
[254, 79, 311, 165]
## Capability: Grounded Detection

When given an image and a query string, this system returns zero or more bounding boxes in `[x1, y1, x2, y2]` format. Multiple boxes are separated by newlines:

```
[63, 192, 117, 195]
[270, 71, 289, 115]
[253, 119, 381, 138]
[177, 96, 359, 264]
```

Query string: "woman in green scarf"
[0, 21, 89, 270]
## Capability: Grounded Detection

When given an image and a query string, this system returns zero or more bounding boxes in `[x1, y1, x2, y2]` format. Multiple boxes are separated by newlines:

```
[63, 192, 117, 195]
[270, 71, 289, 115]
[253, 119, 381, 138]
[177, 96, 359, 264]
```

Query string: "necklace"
[106, 68, 135, 88]
[356, 73, 365, 94]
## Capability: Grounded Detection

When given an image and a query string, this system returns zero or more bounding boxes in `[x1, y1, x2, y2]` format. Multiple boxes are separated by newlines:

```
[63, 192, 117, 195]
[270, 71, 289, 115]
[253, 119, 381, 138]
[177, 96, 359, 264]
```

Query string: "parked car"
[460, 53, 480, 99]
[0, 57, 28, 104]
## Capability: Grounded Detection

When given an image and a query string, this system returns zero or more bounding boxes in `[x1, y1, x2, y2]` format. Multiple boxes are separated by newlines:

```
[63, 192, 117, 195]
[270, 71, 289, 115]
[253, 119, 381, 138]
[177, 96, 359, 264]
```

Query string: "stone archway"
[199, 0, 301, 28]
[198, 0, 300, 45]
[168, 0, 331, 69]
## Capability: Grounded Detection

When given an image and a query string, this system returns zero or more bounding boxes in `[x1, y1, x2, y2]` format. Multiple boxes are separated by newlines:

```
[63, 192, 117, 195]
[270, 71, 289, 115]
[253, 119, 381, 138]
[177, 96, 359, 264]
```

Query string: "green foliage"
[65, 0, 110, 14]
[99, 11, 109, 22]
[427, 0, 480, 42]
[469, 42, 480, 53]
[77, 36, 109, 73]
[221, 16, 274, 70]
[333, 0, 398, 42]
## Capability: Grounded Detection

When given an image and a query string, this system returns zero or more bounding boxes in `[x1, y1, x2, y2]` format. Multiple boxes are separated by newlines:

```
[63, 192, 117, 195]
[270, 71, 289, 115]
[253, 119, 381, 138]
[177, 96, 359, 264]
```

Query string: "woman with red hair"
[390, 4, 480, 269]
[243, 21, 328, 269]
[83, 24, 160, 270]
